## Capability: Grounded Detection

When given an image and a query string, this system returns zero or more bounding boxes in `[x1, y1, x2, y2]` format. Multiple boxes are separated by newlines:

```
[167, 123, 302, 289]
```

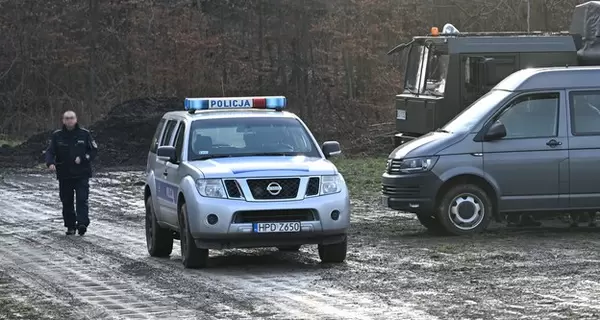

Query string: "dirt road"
[1, 171, 600, 319]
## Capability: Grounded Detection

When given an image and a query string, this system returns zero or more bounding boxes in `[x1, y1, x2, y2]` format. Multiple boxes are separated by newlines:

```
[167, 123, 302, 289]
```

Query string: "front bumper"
[185, 190, 350, 249]
[381, 171, 442, 214]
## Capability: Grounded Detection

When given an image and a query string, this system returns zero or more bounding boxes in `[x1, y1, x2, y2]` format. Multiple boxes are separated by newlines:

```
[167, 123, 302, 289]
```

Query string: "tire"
[277, 245, 301, 252]
[436, 184, 492, 235]
[145, 197, 173, 257]
[179, 204, 209, 269]
[318, 239, 347, 263]
[416, 213, 447, 234]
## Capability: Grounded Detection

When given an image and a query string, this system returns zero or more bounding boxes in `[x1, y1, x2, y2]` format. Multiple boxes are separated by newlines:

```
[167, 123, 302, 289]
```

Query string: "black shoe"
[77, 225, 87, 236]
[66, 228, 76, 235]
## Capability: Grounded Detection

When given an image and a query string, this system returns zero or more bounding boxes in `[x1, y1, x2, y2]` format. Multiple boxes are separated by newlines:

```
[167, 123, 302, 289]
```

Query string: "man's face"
[62, 113, 77, 129]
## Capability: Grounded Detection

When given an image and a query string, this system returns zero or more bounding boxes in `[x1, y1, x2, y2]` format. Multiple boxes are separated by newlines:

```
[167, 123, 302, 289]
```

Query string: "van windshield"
[442, 90, 512, 133]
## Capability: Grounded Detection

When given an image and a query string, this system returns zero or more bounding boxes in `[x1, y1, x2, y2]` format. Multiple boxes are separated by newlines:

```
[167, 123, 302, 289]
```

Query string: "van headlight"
[321, 174, 344, 195]
[195, 179, 227, 198]
[398, 156, 439, 173]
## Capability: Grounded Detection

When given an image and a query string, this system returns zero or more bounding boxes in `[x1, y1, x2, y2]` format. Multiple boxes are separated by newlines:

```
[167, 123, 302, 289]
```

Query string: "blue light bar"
[184, 96, 286, 112]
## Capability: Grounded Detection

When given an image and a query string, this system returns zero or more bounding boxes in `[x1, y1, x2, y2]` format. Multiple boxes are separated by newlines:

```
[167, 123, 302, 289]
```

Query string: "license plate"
[397, 109, 406, 120]
[381, 196, 389, 207]
[253, 221, 301, 233]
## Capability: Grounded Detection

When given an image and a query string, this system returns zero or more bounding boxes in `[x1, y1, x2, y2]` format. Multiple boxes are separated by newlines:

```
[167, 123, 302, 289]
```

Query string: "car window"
[187, 117, 320, 160]
[160, 120, 178, 146]
[150, 118, 166, 153]
[173, 122, 186, 162]
[570, 91, 600, 135]
[496, 92, 559, 139]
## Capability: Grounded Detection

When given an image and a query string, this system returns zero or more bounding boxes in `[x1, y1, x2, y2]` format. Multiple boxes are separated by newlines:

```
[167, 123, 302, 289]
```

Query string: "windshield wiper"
[228, 152, 293, 157]
[435, 128, 450, 133]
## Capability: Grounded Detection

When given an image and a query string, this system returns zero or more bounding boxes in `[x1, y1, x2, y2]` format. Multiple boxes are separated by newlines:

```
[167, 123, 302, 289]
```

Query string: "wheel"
[436, 184, 492, 235]
[416, 213, 446, 234]
[277, 245, 301, 252]
[318, 239, 347, 263]
[179, 204, 209, 269]
[145, 197, 173, 257]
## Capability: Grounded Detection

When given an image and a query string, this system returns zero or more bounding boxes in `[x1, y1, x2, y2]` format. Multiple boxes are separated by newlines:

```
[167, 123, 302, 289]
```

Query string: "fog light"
[330, 210, 340, 221]
[207, 214, 219, 225]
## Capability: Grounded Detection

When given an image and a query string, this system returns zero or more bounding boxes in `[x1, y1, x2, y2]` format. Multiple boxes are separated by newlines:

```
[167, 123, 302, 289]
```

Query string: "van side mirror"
[157, 145, 177, 163]
[322, 141, 341, 158]
[484, 121, 507, 141]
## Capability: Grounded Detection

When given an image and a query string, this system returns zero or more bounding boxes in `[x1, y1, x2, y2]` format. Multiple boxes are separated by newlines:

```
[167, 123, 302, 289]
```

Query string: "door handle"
[546, 139, 562, 147]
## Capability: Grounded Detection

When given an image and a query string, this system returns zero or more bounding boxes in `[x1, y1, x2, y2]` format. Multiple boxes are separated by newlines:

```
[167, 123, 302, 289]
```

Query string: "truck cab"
[391, 30, 579, 146]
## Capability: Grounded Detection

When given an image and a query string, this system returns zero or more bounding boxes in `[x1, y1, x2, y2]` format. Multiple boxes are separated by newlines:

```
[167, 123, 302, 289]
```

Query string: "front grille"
[247, 178, 300, 200]
[387, 159, 404, 174]
[305, 177, 320, 196]
[233, 209, 317, 223]
[382, 185, 420, 197]
[224, 180, 242, 198]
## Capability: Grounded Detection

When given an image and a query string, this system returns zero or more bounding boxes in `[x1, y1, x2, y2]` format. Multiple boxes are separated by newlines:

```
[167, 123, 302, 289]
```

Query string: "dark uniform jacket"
[45, 124, 98, 180]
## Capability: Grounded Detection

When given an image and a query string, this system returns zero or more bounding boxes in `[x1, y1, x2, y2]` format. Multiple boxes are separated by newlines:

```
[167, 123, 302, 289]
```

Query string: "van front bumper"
[381, 171, 443, 214]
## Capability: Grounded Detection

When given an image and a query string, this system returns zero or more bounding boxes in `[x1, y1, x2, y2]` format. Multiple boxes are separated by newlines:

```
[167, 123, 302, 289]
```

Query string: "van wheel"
[318, 239, 347, 263]
[416, 213, 446, 234]
[436, 184, 492, 235]
[179, 204, 209, 269]
[145, 197, 173, 257]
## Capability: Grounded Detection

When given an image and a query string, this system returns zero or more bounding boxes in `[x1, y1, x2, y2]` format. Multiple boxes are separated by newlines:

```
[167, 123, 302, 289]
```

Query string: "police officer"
[45, 111, 98, 235]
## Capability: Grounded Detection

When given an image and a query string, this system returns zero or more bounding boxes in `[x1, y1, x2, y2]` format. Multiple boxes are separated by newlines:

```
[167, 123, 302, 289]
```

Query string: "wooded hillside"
[0, 0, 583, 150]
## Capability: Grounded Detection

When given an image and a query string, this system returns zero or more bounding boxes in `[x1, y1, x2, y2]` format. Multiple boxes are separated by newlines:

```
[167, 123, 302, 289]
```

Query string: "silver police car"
[143, 96, 350, 268]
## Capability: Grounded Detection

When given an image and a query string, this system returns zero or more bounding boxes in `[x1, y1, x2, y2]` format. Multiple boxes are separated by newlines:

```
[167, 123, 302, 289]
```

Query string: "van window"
[443, 90, 511, 133]
[496, 92, 559, 139]
[160, 120, 178, 146]
[150, 118, 166, 153]
[569, 91, 600, 135]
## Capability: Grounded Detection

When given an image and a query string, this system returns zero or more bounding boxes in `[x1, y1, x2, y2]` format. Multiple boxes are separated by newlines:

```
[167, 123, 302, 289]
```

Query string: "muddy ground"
[1, 170, 600, 319]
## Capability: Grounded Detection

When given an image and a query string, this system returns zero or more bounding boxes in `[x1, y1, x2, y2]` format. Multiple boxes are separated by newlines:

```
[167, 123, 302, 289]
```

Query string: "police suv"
[144, 96, 350, 268]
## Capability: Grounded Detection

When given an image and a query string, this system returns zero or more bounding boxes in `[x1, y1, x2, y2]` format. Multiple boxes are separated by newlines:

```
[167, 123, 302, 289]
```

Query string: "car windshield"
[442, 90, 512, 133]
[404, 43, 449, 96]
[187, 117, 320, 161]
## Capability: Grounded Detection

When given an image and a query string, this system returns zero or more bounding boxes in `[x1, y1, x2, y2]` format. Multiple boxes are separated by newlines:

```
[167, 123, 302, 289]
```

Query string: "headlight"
[396, 156, 439, 173]
[195, 179, 227, 198]
[320, 174, 344, 195]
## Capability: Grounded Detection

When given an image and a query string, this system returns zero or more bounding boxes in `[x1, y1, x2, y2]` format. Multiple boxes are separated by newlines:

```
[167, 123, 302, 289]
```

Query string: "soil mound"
[0, 97, 182, 169]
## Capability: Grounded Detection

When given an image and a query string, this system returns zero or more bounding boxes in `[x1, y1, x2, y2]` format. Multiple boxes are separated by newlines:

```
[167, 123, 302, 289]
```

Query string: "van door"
[567, 90, 600, 209]
[154, 119, 179, 225]
[482, 91, 568, 212]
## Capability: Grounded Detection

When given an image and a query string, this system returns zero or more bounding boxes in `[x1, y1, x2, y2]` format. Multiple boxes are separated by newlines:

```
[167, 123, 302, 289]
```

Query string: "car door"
[163, 121, 187, 227]
[567, 90, 600, 209]
[154, 119, 179, 224]
[482, 91, 569, 212]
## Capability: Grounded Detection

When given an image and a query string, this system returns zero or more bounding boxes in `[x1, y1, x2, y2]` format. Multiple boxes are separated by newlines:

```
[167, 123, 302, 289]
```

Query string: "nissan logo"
[266, 182, 282, 195]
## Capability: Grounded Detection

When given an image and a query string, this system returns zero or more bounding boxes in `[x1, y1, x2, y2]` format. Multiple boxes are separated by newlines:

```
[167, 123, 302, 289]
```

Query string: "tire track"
[0, 172, 436, 320]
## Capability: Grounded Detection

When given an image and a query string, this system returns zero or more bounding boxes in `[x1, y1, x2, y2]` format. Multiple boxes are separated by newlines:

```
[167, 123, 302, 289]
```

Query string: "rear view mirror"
[157, 145, 177, 163]
[484, 121, 507, 141]
[322, 141, 341, 158]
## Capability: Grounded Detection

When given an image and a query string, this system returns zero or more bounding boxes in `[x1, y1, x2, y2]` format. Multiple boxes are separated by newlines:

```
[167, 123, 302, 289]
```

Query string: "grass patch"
[332, 156, 386, 197]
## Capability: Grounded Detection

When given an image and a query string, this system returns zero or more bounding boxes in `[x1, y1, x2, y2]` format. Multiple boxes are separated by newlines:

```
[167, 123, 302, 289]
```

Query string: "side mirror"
[157, 145, 177, 163]
[322, 141, 342, 158]
[484, 121, 507, 141]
